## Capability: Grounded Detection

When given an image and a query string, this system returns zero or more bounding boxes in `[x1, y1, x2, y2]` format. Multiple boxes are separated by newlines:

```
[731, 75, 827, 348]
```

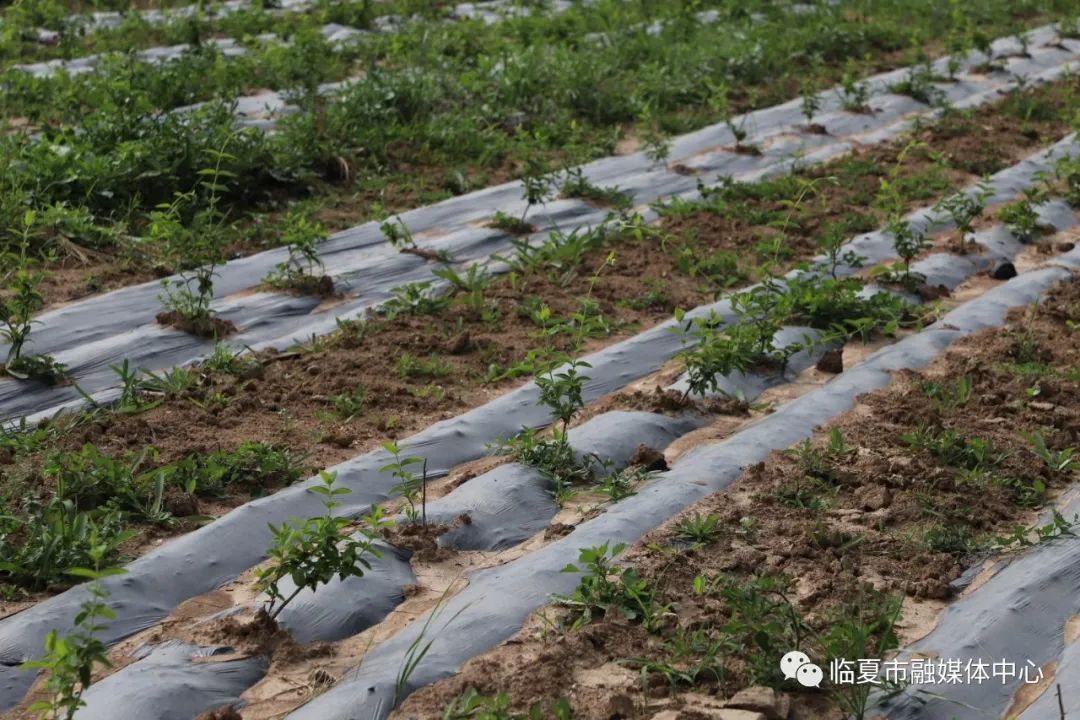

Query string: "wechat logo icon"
[780, 650, 823, 688]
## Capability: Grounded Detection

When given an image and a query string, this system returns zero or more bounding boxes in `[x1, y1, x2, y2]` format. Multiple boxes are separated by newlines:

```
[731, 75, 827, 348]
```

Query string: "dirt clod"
[628, 444, 668, 471]
[815, 349, 843, 374]
[725, 686, 788, 720]
[991, 261, 1018, 280]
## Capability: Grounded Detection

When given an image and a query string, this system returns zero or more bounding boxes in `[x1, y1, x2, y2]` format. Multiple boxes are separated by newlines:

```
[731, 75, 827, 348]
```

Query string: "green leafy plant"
[934, 182, 990, 249]
[264, 211, 332, 295]
[22, 534, 127, 720]
[519, 158, 557, 224]
[878, 216, 931, 289]
[997, 198, 1042, 243]
[553, 542, 669, 631]
[156, 142, 238, 338]
[889, 63, 945, 105]
[442, 689, 572, 720]
[1021, 430, 1079, 472]
[0, 498, 130, 590]
[2, 212, 66, 383]
[838, 59, 871, 113]
[381, 216, 415, 249]
[330, 383, 367, 422]
[560, 168, 632, 210]
[674, 513, 722, 545]
[380, 441, 427, 523]
[256, 470, 388, 620]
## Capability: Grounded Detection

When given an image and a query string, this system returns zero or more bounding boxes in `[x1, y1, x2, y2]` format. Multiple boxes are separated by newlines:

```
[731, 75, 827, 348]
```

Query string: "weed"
[0, 499, 130, 590]
[1021, 430, 1079, 473]
[442, 689, 571, 719]
[167, 442, 306, 498]
[695, 572, 804, 685]
[674, 513, 722, 545]
[383, 281, 451, 318]
[43, 444, 171, 522]
[995, 510, 1078, 550]
[902, 425, 1007, 471]
[994, 475, 1048, 508]
[553, 542, 670, 631]
[330, 383, 366, 422]
[398, 352, 452, 379]
[257, 470, 389, 620]
[923, 523, 981, 555]
[921, 375, 973, 412]
[816, 587, 904, 719]
[490, 210, 534, 235]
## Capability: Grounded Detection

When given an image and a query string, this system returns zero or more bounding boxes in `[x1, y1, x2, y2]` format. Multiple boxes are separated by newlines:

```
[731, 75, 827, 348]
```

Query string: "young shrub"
[559, 167, 632, 210]
[22, 535, 127, 720]
[997, 198, 1042, 243]
[875, 216, 930, 290]
[264, 211, 334, 296]
[489, 210, 534, 236]
[380, 441, 427, 523]
[1, 212, 67, 383]
[553, 542, 669, 632]
[933, 183, 990, 250]
[519, 157, 557, 224]
[838, 59, 872, 113]
[256, 470, 389, 620]
[155, 158, 236, 339]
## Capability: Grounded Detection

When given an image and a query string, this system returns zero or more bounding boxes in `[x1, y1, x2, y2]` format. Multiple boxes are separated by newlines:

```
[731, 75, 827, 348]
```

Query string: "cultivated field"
[1, 1, 1080, 719]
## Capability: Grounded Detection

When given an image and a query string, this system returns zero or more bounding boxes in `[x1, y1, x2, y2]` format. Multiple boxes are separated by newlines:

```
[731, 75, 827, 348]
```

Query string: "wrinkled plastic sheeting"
[274, 542, 415, 644]
[427, 464, 554, 551]
[568, 410, 703, 478]
[428, 411, 704, 550]
[286, 260, 1078, 720]
[879, 495, 1080, 720]
[73, 640, 267, 720]
[3, 32, 1077, 426]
